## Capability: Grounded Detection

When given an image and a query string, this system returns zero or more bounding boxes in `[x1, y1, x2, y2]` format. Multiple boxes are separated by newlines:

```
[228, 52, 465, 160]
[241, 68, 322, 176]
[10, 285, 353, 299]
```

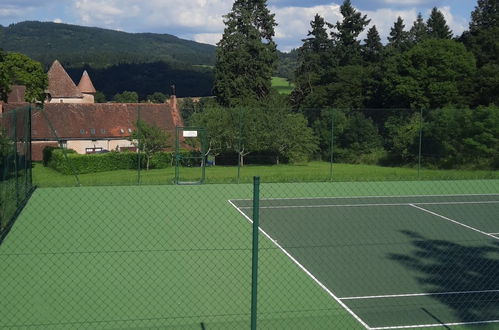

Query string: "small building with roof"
[46, 60, 96, 104]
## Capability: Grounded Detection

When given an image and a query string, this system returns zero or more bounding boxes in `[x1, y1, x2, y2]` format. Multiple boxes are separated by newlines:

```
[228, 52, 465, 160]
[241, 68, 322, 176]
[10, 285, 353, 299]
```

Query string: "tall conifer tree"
[214, 0, 278, 106]
[427, 7, 453, 39]
[362, 25, 383, 63]
[292, 14, 332, 107]
[331, 0, 370, 65]
[470, 0, 499, 32]
[409, 13, 428, 43]
[388, 17, 410, 51]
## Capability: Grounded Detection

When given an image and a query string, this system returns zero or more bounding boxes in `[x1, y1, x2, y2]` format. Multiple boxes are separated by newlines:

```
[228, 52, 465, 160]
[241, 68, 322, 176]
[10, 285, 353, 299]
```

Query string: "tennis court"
[1, 181, 498, 329]
[231, 193, 499, 329]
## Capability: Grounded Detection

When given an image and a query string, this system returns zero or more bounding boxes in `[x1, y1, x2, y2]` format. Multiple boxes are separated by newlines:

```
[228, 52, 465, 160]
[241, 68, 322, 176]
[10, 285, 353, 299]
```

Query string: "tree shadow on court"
[389, 230, 499, 323]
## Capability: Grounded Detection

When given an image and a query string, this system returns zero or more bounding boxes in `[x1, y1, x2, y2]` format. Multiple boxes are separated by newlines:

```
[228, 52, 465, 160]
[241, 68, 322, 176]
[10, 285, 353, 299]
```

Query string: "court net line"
[237, 200, 499, 209]
[340, 289, 499, 300]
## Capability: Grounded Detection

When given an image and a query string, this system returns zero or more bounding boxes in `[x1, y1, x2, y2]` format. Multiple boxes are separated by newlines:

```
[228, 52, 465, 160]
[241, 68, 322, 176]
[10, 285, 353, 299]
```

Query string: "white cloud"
[72, 0, 229, 32]
[53, 18, 63, 23]
[193, 33, 222, 45]
[381, 0, 435, 5]
[272, 4, 342, 51]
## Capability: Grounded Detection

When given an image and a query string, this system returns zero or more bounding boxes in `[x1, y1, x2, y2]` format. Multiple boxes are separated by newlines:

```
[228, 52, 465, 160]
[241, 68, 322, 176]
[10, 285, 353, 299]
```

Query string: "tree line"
[187, 0, 498, 170]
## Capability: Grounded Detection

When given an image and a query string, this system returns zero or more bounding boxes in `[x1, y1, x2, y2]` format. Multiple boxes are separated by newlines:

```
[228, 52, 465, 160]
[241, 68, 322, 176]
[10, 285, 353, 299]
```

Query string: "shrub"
[47, 150, 177, 174]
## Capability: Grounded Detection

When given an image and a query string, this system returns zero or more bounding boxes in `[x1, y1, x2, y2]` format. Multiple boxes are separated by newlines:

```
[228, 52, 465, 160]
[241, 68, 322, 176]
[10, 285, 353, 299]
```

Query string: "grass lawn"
[271, 76, 294, 95]
[33, 161, 499, 187]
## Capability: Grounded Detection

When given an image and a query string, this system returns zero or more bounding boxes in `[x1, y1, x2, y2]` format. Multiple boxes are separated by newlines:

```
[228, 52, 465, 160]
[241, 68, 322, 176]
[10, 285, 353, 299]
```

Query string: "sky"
[0, 0, 477, 51]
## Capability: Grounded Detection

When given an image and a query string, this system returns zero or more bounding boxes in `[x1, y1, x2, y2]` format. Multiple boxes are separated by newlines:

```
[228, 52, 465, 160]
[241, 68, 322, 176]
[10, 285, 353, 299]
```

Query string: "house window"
[80, 129, 85, 134]
[128, 128, 132, 133]
[85, 147, 103, 154]
[120, 128, 125, 134]
[100, 129, 106, 134]
[59, 140, 67, 149]
[90, 128, 96, 135]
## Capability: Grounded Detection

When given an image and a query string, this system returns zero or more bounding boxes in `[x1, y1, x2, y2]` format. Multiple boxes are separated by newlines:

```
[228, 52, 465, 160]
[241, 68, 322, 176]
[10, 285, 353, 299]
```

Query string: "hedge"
[46, 149, 199, 174]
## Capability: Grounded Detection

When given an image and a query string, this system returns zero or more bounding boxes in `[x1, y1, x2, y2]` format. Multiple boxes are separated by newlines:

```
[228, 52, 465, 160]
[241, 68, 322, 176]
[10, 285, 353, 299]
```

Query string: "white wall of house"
[49, 97, 85, 104]
[67, 139, 136, 154]
[81, 93, 95, 103]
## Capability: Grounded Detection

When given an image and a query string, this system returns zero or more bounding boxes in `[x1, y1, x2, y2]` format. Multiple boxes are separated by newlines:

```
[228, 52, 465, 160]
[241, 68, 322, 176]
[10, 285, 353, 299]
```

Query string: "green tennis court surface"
[231, 194, 499, 329]
[1, 181, 498, 329]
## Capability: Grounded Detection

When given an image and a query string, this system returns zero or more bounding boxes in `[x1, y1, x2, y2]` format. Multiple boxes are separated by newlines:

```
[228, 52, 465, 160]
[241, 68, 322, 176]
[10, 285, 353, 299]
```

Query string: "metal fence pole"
[237, 107, 243, 184]
[137, 106, 142, 185]
[329, 108, 335, 182]
[418, 108, 423, 179]
[251, 176, 260, 330]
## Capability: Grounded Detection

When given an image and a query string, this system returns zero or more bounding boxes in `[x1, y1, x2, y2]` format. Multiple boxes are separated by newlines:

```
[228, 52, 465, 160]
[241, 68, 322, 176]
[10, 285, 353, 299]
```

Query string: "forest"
[186, 0, 499, 170]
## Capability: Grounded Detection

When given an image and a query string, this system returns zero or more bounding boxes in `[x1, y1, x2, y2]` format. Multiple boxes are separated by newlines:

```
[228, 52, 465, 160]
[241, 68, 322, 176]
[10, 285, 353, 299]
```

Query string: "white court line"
[371, 319, 499, 330]
[230, 193, 499, 202]
[340, 289, 499, 300]
[228, 199, 372, 330]
[410, 204, 499, 241]
[237, 200, 499, 210]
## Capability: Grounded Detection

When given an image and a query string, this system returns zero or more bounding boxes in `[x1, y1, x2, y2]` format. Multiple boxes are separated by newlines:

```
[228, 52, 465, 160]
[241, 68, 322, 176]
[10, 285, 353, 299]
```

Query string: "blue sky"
[0, 0, 476, 51]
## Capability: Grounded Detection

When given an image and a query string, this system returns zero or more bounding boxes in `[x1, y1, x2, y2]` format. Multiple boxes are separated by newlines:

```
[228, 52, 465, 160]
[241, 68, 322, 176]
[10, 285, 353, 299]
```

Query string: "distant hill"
[0, 21, 216, 68]
[0, 21, 216, 98]
[0, 21, 298, 98]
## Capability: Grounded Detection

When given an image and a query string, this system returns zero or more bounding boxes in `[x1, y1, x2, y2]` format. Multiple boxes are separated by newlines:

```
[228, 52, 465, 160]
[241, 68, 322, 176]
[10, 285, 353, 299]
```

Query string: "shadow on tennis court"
[389, 230, 499, 324]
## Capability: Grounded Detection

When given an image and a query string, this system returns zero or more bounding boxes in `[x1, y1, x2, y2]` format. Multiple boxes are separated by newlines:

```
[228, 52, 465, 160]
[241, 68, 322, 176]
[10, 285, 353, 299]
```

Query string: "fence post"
[329, 108, 335, 182]
[418, 108, 423, 179]
[237, 107, 243, 184]
[13, 109, 19, 206]
[251, 176, 260, 330]
[137, 106, 142, 185]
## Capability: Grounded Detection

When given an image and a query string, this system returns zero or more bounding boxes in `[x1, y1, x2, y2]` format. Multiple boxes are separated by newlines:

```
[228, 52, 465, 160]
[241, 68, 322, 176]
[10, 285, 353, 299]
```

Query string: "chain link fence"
[1, 104, 498, 329]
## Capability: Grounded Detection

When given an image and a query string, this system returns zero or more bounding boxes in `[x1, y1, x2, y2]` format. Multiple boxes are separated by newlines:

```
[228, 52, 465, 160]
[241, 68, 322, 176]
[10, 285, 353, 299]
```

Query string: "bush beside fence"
[44, 148, 204, 175]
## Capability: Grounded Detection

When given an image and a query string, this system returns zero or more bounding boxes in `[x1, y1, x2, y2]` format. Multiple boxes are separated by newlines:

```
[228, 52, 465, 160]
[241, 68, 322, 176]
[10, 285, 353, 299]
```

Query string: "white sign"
[183, 130, 198, 137]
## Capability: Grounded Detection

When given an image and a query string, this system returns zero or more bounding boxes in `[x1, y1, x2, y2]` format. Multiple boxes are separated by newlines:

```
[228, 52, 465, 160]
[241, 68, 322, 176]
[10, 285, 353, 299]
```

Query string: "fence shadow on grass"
[389, 230, 499, 324]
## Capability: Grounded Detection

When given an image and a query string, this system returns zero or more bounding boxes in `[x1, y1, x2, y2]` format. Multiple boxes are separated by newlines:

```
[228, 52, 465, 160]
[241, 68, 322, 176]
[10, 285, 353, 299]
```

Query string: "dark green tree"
[409, 13, 428, 44]
[470, 0, 499, 32]
[292, 14, 332, 107]
[382, 39, 476, 109]
[331, 0, 371, 65]
[460, 0, 499, 106]
[0, 52, 47, 102]
[94, 91, 107, 103]
[213, 0, 278, 106]
[0, 50, 8, 101]
[388, 17, 410, 51]
[362, 25, 383, 63]
[427, 7, 453, 39]
[130, 120, 171, 170]
[113, 91, 139, 103]
[146, 92, 168, 103]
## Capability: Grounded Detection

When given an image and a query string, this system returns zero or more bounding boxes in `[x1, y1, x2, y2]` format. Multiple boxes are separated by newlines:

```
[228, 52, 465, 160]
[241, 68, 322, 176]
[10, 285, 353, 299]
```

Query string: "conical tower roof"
[78, 70, 97, 94]
[47, 60, 82, 98]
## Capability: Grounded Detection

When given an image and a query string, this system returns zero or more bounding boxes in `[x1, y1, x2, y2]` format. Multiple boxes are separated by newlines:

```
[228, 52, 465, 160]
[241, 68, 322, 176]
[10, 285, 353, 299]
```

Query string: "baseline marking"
[237, 200, 499, 210]
[410, 204, 499, 241]
[230, 193, 499, 202]
[370, 319, 499, 330]
[340, 289, 499, 301]
[228, 200, 371, 330]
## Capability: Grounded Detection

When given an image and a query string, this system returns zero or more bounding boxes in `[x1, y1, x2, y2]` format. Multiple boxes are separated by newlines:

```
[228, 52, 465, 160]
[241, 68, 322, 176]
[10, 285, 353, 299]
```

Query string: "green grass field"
[1, 179, 498, 329]
[271, 77, 294, 95]
[32, 161, 499, 187]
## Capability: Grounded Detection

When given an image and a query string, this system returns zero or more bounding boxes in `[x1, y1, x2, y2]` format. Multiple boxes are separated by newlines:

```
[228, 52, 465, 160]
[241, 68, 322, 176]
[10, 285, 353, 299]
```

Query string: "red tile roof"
[77, 70, 97, 94]
[31, 103, 181, 140]
[47, 60, 83, 98]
